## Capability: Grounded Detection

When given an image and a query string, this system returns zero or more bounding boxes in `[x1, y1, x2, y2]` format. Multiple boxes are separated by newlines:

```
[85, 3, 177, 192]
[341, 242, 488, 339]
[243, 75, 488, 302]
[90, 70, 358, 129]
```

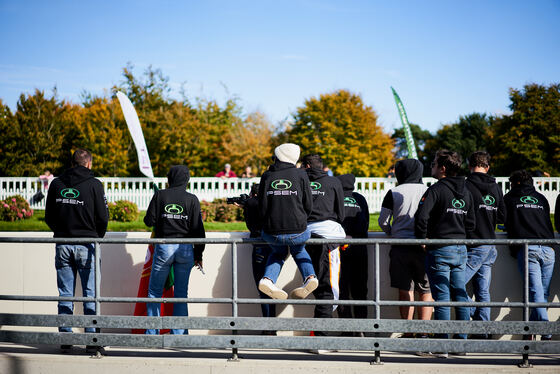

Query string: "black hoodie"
[414, 176, 475, 241]
[503, 183, 554, 241]
[465, 172, 506, 239]
[144, 165, 206, 261]
[306, 168, 345, 224]
[45, 165, 109, 238]
[336, 174, 369, 238]
[258, 160, 313, 235]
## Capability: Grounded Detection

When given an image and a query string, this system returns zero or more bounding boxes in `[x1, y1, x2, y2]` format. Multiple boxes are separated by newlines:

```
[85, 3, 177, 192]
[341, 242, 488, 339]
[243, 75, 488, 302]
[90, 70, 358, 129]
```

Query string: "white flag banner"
[116, 92, 154, 179]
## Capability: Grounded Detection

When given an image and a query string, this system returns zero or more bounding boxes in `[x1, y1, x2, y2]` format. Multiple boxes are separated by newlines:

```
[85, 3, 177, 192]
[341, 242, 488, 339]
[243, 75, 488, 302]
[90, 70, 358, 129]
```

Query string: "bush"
[199, 198, 243, 223]
[200, 200, 215, 222]
[0, 195, 33, 221]
[108, 200, 139, 222]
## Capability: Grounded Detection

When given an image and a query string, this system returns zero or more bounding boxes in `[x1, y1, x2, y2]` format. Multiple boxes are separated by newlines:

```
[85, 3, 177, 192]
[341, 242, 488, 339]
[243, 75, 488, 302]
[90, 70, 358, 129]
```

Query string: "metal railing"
[2, 176, 559, 212]
[0, 236, 559, 366]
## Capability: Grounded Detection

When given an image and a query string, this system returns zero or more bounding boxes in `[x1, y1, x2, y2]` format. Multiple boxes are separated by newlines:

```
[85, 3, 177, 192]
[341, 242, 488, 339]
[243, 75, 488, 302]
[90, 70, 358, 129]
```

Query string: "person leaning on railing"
[464, 152, 506, 335]
[414, 149, 475, 356]
[503, 170, 555, 341]
[143, 164, 206, 335]
[44, 148, 109, 353]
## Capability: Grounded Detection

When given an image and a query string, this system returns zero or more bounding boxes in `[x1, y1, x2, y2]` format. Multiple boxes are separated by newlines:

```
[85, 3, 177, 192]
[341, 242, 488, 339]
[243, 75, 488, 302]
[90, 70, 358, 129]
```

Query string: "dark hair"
[509, 170, 533, 185]
[468, 151, 491, 168]
[301, 154, 324, 170]
[72, 149, 92, 167]
[434, 149, 462, 177]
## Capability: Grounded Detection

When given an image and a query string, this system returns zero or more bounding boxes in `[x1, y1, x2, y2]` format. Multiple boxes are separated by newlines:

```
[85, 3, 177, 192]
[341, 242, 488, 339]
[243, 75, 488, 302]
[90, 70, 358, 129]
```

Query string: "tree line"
[0, 64, 558, 177]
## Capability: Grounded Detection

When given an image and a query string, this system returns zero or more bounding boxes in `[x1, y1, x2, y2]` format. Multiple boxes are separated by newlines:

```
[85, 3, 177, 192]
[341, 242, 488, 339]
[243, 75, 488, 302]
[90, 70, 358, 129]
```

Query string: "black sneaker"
[449, 352, 467, 356]
[86, 345, 106, 355]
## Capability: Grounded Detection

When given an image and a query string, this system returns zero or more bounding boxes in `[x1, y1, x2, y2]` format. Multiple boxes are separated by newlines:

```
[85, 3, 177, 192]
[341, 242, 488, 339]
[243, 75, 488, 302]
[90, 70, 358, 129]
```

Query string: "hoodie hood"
[439, 176, 467, 198]
[466, 172, 496, 195]
[507, 183, 536, 197]
[268, 160, 296, 172]
[58, 166, 95, 187]
[336, 174, 356, 193]
[395, 159, 424, 184]
[306, 167, 328, 181]
[167, 165, 190, 187]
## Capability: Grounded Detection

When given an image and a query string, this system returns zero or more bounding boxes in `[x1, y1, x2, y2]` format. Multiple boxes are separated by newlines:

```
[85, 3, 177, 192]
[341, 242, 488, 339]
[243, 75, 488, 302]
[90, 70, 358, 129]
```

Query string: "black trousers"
[337, 244, 368, 319]
[306, 240, 339, 336]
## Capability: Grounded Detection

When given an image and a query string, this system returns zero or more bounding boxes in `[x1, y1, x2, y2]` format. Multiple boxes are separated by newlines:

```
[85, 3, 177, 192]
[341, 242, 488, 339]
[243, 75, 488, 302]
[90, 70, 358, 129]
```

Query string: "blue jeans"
[261, 229, 315, 283]
[425, 245, 470, 339]
[516, 245, 555, 333]
[55, 243, 96, 333]
[464, 245, 497, 321]
[146, 243, 194, 335]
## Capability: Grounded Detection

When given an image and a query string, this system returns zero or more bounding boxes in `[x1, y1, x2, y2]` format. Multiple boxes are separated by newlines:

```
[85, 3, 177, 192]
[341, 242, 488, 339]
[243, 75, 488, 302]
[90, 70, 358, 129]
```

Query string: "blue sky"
[1, 0, 559, 134]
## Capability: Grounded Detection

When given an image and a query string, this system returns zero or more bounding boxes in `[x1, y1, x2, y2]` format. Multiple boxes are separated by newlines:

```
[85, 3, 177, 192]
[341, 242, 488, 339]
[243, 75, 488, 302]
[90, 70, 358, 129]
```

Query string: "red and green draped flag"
[391, 87, 418, 160]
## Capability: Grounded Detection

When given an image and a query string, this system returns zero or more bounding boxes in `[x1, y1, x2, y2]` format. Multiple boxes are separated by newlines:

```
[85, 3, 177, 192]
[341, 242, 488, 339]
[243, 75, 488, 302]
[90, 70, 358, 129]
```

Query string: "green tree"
[489, 83, 560, 176]
[221, 111, 274, 176]
[111, 64, 245, 177]
[288, 90, 394, 176]
[0, 100, 16, 175]
[1, 90, 76, 176]
[424, 112, 493, 170]
[391, 123, 433, 175]
[77, 97, 130, 176]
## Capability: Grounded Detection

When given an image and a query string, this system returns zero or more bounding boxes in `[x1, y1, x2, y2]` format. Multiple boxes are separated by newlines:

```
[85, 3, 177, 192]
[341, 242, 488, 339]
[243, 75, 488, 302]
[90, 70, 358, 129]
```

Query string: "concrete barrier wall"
[1, 232, 558, 337]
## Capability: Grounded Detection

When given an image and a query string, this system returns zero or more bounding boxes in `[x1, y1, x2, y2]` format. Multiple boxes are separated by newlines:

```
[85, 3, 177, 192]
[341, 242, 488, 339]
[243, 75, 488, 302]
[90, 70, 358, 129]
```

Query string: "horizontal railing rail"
[2, 176, 558, 212]
[0, 236, 559, 366]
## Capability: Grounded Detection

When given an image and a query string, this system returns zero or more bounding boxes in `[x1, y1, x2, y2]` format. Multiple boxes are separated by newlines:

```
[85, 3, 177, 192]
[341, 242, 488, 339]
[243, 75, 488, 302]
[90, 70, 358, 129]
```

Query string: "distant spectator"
[241, 166, 254, 178]
[323, 166, 334, 177]
[39, 170, 54, 190]
[215, 163, 237, 179]
[555, 194, 560, 233]
[387, 165, 396, 178]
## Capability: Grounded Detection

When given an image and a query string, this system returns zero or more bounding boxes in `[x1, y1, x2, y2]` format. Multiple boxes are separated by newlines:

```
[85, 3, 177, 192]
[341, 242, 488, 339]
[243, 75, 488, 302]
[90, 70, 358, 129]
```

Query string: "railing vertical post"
[229, 240, 239, 362]
[371, 242, 382, 365]
[519, 242, 532, 368]
[95, 241, 101, 320]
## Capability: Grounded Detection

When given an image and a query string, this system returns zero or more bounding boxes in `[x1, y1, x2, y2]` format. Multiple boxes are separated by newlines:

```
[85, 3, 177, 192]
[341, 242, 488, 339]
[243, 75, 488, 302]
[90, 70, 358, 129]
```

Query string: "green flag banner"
[391, 87, 418, 160]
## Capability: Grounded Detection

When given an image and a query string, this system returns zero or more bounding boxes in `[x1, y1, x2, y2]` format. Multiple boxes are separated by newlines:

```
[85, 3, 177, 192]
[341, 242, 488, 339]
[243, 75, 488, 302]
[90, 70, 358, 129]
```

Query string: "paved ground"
[1, 343, 559, 374]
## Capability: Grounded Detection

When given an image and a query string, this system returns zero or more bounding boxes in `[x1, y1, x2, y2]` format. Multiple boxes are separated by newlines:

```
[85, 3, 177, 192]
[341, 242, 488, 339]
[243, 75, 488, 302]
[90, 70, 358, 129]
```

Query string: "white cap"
[274, 143, 300, 165]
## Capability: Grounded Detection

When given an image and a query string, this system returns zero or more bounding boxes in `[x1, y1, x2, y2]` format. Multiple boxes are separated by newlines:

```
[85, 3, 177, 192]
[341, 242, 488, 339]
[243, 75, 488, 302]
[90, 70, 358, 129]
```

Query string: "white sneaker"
[289, 277, 319, 299]
[258, 278, 288, 299]
[308, 349, 336, 354]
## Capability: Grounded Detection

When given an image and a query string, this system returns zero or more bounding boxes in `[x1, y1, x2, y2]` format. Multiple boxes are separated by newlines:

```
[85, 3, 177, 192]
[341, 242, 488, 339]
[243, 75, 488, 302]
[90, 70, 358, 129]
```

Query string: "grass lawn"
[0, 210, 383, 232]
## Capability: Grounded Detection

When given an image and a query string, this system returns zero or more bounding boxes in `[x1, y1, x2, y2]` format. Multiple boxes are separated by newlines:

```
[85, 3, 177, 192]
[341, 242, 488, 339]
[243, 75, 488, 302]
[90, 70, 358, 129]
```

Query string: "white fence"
[1, 176, 559, 213]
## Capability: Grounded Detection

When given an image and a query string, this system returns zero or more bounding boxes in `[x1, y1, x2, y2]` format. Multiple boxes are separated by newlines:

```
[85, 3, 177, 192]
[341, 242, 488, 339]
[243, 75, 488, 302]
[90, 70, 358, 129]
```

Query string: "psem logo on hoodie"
[446, 198, 467, 215]
[344, 196, 360, 209]
[516, 196, 544, 210]
[479, 194, 498, 212]
[267, 179, 297, 196]
[310, 181, 325, 196]
[162, 203, 188, 220]
[56, 188, 84, 206]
